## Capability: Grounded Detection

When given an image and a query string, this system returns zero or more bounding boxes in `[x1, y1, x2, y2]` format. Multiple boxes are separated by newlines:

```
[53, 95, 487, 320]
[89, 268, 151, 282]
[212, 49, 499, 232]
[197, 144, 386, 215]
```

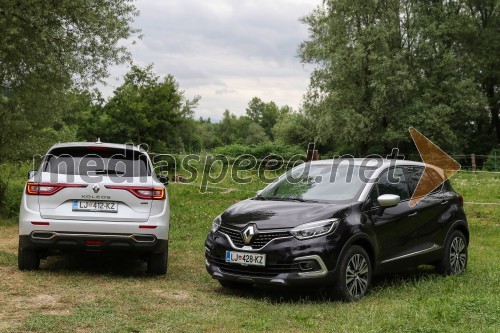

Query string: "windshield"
[259, 163, 375, 203]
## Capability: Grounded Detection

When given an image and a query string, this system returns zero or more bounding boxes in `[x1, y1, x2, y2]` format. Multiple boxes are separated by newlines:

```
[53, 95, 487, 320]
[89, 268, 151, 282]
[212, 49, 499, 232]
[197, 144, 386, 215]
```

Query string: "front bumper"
[19, 232, 168, 254]
[205, 230, 342, 287]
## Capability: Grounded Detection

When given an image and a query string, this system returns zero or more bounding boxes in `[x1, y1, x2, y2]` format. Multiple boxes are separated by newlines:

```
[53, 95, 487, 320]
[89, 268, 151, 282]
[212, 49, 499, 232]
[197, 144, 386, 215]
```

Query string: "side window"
[406, 167, 423, 196]
[405, 166, 442, 198]
[376, 167, 410, 201]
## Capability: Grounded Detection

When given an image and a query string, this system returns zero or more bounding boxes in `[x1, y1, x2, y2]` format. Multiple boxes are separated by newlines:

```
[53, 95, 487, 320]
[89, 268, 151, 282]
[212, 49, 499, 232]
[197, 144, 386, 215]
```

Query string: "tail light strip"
[104, 185, 165, 200]
[26, 182, 87, 195]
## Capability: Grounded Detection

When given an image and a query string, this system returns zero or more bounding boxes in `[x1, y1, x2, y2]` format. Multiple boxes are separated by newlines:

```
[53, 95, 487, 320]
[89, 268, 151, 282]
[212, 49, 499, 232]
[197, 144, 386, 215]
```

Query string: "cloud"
[100, 0, 321, 120]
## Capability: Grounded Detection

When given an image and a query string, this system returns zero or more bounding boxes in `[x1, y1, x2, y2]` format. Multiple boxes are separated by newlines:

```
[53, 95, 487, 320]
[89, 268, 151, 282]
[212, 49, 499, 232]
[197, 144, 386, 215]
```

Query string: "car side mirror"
[159, 176, 169, 185]
[377, 194, 400, 208]
[27, 170, 36, 179]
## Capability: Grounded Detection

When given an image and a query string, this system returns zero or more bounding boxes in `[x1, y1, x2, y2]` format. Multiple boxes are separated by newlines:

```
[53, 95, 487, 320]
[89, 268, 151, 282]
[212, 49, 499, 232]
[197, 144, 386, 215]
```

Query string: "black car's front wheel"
[436, 230, 467, 275]
[328, 245, 371, 301]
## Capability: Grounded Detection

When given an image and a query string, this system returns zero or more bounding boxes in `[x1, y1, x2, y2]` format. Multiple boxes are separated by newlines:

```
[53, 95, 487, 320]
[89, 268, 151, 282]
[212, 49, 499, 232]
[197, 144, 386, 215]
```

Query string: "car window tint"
[42, 147, 150, 177]
[376, 167, 410, 201]
[405, 166, 423, 196]
[426, 168, 444, 194]
[406, 166, 442, 198]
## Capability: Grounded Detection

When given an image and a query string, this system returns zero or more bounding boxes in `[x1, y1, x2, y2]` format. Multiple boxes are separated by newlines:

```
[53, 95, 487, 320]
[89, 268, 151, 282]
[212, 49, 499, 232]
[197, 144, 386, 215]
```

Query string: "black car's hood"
[221, 198, 352, 230]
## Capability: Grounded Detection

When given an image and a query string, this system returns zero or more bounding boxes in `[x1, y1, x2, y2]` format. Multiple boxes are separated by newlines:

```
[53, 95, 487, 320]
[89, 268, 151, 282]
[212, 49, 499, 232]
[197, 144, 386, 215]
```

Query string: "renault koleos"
[18, 142, 170, 274]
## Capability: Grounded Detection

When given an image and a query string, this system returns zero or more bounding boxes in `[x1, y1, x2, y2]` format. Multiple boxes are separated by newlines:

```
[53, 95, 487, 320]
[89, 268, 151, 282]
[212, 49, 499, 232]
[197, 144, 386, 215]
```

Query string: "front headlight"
[290, 218, 339, 240]
[211, 215, 222, 233]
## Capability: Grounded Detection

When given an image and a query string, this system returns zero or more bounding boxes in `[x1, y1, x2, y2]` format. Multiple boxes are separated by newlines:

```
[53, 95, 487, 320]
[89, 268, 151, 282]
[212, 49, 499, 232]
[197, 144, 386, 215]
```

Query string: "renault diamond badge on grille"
[242, 225, 256, 245]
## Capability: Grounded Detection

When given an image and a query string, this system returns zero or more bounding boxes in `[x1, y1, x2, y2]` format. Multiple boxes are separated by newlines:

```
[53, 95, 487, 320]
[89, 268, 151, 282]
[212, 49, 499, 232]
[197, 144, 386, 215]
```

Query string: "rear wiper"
[255, 194, 269, 200]
[94, 169, 126, 175]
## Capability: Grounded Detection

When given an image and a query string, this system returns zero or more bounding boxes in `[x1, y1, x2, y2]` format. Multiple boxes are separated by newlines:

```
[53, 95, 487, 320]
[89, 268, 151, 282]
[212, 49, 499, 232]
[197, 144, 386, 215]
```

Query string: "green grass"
[0, 172, 498, 332]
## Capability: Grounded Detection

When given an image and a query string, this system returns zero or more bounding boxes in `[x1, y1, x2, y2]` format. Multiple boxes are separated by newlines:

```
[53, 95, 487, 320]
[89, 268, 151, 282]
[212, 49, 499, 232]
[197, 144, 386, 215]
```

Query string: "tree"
[463, 0, 500, 145]
[245, 123, 269, 145]
[273, 112, 314, 147]
[0, 0, 139, 90]
[80, 65, 200, 152]
[246, 97, 291, 139]
[0, 0, 139, 162]
[299, 0, 490, 156]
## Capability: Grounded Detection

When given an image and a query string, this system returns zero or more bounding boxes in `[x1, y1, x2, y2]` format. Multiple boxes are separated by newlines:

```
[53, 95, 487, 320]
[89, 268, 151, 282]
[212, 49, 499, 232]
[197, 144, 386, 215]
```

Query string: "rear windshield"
[41, 147, 151, 177]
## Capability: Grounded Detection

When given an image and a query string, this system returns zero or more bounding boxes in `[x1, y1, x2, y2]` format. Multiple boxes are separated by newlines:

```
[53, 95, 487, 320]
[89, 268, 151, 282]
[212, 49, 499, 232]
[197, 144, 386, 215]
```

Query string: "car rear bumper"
[19, 233, 168, 254]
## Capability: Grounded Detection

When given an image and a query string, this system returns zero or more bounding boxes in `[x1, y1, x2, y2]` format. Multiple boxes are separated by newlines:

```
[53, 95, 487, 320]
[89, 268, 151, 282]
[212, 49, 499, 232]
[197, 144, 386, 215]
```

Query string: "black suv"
[205, 159, 468, 301]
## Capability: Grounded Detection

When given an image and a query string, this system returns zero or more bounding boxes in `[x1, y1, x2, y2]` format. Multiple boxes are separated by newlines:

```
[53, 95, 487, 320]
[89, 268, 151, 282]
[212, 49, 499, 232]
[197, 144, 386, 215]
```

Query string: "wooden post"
[306, 143, 319, 162]
[471, 153, 476, 173]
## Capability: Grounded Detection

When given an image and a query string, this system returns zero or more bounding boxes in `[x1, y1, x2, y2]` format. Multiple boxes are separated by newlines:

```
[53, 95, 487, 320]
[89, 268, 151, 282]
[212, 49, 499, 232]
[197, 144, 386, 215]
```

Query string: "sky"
[101, 0, 321, 121]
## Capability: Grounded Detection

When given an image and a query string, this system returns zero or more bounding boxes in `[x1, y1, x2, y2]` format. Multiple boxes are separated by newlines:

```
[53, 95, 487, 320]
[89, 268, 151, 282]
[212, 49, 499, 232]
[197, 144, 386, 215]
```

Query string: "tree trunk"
[486, 82, 500, 144]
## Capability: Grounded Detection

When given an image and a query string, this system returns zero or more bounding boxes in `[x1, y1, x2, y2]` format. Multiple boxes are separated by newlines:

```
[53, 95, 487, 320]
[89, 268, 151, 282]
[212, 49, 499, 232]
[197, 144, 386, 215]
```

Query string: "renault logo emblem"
[93, 184, 100, 193]
[242, 225, 256, 245]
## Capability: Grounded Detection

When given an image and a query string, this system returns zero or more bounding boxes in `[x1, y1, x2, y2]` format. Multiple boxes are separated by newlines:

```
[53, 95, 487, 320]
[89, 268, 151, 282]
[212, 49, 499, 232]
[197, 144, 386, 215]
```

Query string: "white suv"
[18, 141, 170, 274]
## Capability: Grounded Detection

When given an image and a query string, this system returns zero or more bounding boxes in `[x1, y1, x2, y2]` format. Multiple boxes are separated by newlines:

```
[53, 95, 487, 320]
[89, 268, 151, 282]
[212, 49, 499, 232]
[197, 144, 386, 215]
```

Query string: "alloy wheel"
[449, 236, 467, 273]
[345, 253, 369, 299]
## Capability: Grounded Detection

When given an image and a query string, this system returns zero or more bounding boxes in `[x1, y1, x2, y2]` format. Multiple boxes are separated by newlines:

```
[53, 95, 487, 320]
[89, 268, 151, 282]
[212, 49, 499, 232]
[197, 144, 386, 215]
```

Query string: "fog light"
[299, 260, 321, 271]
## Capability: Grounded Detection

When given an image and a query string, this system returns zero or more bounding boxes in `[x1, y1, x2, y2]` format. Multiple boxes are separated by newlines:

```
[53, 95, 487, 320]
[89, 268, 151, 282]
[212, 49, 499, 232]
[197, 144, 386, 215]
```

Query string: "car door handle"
[408, 212, 418, 217]
[441, 201, 449, 205]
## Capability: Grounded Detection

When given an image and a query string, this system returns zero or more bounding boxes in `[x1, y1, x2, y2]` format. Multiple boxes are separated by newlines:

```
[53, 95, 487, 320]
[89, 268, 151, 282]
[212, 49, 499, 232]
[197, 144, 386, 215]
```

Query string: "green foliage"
[217, 110, 254, 145]
[213, 142, 305, 160]
[273, 112, 315, 147]
[0, 161, 31, 218]
[0, 0, 139, 90]
[245, 123, 269, 145]
[299, 0, 495, 156]
[483, 147, 500, 171]
[246, 97, 291, 139]
[0, 0, 139, 164]
[79, 65, 200, 152]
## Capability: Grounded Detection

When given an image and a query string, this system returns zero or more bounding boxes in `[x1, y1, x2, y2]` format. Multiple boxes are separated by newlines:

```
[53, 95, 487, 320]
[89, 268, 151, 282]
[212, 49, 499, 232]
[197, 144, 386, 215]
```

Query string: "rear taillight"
[458, 194, 464, 206]
[104, 185, 165, 200]
[26, 182, 87, 195]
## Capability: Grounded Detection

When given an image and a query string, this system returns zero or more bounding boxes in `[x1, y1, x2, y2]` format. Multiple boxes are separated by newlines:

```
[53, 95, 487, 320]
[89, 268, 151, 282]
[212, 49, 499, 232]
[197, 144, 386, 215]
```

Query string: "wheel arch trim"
[335, 233, 376, 271]
[445, 220, 469, 245]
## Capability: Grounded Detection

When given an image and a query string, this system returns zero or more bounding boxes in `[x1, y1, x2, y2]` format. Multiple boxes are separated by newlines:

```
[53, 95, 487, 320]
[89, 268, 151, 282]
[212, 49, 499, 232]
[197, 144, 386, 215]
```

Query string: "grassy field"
[0, 172, 498, 332]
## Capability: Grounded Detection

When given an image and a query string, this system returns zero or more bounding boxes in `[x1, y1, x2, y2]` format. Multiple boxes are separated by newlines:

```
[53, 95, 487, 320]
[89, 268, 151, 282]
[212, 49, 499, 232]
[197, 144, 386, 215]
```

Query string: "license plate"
[72, 200, 118, 213]
[225, 251, 266, 266]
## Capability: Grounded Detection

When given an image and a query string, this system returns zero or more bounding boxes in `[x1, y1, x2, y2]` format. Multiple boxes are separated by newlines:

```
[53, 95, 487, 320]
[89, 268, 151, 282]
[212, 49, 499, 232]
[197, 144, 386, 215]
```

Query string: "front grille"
[206, 253, 300, 277]
[218, 225, 291, 249]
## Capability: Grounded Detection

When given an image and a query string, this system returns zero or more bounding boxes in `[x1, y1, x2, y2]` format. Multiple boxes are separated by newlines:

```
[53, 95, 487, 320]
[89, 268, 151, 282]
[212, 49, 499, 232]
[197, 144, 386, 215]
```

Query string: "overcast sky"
[101, 0, 321, 121]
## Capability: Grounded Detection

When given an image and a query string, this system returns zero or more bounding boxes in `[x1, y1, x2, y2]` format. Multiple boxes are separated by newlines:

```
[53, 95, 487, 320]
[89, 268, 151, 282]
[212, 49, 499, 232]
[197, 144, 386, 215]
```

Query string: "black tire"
[147, 245, 168, 275]
[328, 245, 371, 302]
[436, 230, 467, 275]
[218, 280, 252, 289]
[18, 245, 40, 271]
